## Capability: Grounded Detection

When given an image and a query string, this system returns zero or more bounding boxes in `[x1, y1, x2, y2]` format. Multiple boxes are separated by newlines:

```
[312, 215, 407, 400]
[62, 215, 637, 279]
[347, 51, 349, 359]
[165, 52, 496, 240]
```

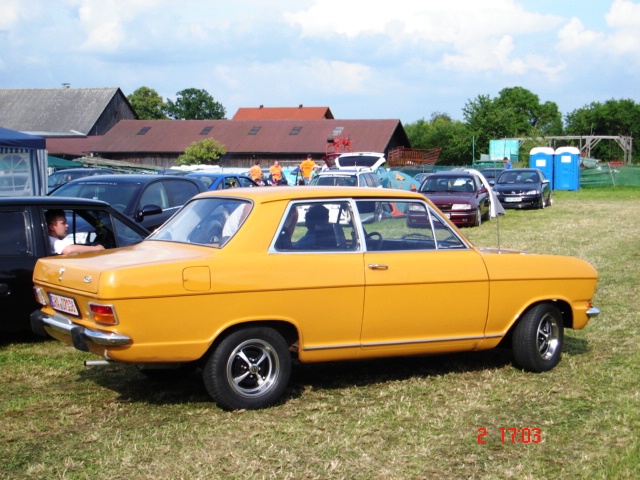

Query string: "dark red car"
[411, 171, 491, 227]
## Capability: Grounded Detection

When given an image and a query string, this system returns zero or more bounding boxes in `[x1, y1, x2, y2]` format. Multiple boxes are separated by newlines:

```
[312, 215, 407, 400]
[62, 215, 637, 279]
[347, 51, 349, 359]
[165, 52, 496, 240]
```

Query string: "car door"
[139, 178, 201, 230]
[269, 200, 365, 361]
[0, 206, 41, 331]
[356, 199, 490, 356]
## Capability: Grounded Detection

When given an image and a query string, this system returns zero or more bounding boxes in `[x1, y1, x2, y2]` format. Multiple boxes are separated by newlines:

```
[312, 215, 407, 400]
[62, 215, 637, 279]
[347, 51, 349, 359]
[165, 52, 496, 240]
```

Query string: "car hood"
[33, 240, 215, 297]
[477, 247, 598, 282]
[493, 182, 541, 192]
[421, 192, 476, 204]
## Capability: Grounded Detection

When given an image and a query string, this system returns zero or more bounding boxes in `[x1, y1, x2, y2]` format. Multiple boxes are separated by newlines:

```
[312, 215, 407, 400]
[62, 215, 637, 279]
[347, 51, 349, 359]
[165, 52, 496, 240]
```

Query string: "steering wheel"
[90, 227, 116, 249]
[365, 231, 383, 250]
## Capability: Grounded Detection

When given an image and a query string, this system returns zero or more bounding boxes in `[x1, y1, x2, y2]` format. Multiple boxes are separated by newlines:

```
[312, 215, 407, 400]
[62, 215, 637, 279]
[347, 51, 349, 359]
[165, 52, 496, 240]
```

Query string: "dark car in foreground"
[493, 168, 552, 209]
[0, 196, 149, 332]
[412, 171, 491, 227]
[47, 168, 115, 193]
[49, 174, 205, 230]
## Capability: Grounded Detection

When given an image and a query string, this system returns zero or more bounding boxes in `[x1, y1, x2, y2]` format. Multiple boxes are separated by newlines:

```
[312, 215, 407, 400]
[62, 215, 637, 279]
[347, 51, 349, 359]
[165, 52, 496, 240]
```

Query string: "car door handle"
[367, 264, 388, 270]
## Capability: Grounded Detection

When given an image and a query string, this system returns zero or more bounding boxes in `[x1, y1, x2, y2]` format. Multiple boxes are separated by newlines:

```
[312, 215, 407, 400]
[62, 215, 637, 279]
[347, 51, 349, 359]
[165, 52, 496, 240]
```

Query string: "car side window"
[238, 177, 254, 187]
[356, 200, 466, 251]
[165, 180, 200, 207]
[0, 210, 29, 255]
[140, 182, 169, 209]
[274, 201, 357, 252]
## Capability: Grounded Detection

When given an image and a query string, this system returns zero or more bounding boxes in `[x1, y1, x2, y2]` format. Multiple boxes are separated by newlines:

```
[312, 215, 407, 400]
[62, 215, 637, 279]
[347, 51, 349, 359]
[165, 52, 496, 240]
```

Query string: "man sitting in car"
[46, 209, 105, 255]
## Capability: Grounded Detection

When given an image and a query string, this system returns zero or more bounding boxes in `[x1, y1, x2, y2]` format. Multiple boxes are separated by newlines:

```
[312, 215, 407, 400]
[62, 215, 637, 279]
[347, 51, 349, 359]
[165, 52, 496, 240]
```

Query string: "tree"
[165, 88, 227, 120]
[463, 87, 563, 159]
[565, 98, 640, 161]
[405, 113, 473, 165]
[127, 86, 168, 120]
[177, 138, 227, 166]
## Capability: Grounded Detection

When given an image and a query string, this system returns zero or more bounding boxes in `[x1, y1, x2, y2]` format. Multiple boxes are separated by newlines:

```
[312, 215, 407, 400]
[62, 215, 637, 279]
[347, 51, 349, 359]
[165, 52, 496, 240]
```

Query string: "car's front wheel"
[203, 327, 291, 410]
[512, 304, 564, 372]
[474, 207, 482, 227]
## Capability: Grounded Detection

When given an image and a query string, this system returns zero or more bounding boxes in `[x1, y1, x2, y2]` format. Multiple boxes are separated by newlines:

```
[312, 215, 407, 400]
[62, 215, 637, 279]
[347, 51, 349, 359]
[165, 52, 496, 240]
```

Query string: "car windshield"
[149, 197, 251, 247]
[311, 175, 357, 187]
[497, 171, 538, 184]
[50, 181, 139, 213]
[420, 176, 474, 193]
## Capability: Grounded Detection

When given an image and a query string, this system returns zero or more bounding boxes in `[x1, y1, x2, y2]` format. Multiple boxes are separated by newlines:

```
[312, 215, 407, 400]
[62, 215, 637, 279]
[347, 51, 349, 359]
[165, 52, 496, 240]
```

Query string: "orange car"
[31, 187, 599, 410]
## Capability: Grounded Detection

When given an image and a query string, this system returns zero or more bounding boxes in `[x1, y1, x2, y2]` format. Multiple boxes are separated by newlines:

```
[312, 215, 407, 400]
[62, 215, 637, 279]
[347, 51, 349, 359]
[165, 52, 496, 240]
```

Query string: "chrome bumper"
[586, 306, 600, 319]
[31, 310, 131, 351]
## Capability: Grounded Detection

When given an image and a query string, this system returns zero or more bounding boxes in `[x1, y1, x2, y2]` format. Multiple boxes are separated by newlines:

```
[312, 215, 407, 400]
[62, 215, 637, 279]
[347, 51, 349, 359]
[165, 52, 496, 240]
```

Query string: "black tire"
[512, 304, 564, 372]
[538, 196, 545, 209]
[203, 327, 291, 410]
[136, 362, 198, 382]
[474, 207, 482, 227]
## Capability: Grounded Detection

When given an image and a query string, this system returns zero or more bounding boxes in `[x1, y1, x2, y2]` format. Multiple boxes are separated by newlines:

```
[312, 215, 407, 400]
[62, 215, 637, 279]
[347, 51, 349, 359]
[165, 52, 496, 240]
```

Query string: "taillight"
[33, 287, 47, 306]
[89, 303, 118, 325]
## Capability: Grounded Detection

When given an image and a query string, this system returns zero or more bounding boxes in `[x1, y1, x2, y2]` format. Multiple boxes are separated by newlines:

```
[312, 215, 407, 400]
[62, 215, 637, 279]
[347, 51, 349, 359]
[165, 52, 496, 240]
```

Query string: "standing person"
[299, 154, 316, 184]
[269, 160, 284, 185]
[46, 209, 105, 255]
[503, 156, 513, 169]
[249, 160, 262, 183]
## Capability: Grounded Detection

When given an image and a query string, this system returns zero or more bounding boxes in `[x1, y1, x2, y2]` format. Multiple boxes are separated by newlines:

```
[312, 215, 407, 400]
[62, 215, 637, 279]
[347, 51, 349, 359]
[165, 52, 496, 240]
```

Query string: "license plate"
[49, 293, 80, 316]
[505, 197, 522, 202]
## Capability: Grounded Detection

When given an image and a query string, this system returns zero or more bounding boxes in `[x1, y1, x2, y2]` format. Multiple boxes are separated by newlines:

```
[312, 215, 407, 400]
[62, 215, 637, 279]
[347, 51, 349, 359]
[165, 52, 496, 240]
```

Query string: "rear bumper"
[30, 310, 131, 352]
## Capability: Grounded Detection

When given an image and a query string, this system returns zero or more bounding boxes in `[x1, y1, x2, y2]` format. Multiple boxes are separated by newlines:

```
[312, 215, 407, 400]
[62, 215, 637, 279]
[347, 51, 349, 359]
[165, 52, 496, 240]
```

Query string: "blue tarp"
[0, 127, 46, 149]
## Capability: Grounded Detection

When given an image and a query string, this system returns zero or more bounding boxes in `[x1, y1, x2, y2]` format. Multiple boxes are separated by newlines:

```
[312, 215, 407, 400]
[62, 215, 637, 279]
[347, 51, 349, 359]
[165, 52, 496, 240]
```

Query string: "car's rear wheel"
[203, 327, 291, 410]
[512, 304, 564, 372]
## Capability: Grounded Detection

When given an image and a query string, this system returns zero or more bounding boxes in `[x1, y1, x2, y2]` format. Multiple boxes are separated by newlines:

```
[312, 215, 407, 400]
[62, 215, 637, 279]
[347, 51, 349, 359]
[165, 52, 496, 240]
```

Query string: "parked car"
[478, 168, 504, 186]
[49, 174, 206, 230]
[413, 172, 432, 186]
[493, 168, 552, 209]
[413, 171, 491, 227]
[0, 196, 149, 332]
[47, 168, 115, 193]
[31, 186, 599, 410]
[309, 167, 382, 188]
[186, 172, 258, 190]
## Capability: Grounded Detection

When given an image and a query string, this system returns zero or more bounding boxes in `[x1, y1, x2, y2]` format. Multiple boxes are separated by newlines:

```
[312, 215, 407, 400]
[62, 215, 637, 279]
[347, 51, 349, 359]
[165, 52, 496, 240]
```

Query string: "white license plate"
[505, 197, 522, 202]
[49, 293, 80, 316]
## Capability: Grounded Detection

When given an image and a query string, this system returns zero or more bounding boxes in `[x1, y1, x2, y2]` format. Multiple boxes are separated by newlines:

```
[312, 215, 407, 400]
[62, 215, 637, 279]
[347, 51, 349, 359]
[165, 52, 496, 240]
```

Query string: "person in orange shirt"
[299, 154, 316, 184]
[269, 161, 284, 185]
[249, 160, 262, 183]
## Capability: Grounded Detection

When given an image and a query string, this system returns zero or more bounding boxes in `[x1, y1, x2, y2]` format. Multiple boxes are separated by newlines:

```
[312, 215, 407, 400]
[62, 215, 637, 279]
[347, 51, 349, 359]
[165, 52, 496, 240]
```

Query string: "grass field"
[1, 187, 639, 479]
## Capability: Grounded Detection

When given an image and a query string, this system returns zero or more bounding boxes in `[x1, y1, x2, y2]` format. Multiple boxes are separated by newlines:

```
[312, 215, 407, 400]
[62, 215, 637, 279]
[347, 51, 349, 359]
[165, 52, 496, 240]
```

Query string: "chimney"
[299, 104, 303, 108]
[259, 104, 263, 109]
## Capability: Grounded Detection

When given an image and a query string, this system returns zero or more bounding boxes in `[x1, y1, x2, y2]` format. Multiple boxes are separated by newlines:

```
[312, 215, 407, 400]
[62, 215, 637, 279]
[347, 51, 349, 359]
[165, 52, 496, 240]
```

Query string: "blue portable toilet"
[554, 146, 580, 190]
[529, 147, 554, 189]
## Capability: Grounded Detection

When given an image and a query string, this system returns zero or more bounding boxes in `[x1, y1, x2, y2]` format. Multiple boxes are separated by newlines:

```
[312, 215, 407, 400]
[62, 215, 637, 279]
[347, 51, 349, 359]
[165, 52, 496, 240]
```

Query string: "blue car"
[186, 172, 258, 190]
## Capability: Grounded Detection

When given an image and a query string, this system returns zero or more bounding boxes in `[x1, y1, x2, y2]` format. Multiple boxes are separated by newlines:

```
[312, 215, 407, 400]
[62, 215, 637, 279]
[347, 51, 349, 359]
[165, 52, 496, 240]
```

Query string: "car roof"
[0, 196, 112, 207]
[58, 174, 199, 184]
[49, 168, 113, 174]
[429, 171, 475, 177]
[187, 172, 248, 178]
[194, 185, 421, 203]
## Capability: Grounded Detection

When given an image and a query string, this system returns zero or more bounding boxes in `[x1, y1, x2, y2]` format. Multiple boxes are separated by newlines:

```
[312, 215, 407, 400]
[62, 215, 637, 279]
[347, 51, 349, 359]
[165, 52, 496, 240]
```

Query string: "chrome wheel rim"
[226, 339, 279, 398]
[537, 313, 560, 360]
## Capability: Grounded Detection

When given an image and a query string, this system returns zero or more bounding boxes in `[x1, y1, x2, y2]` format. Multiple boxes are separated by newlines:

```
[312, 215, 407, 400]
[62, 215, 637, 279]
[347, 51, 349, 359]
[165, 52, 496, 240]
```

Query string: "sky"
[1, 0, 639, 125]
